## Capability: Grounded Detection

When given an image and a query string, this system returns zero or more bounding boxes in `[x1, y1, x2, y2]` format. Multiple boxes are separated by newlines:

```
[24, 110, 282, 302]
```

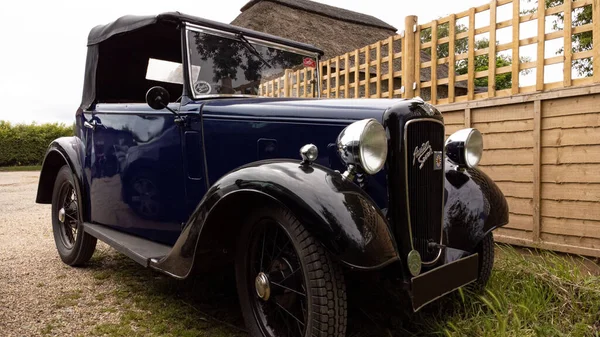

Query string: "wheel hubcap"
[58, 207, 66, 223]
[255, 272, 271, 301]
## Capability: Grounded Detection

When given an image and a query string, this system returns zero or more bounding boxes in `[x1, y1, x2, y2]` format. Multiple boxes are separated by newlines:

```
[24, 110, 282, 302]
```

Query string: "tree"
[420, 23, 528, 90]
[523, 0, 593, 77]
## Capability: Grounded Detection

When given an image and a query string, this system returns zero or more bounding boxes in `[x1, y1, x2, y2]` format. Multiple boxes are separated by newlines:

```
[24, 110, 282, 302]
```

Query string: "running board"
[83, 222, 172, 267]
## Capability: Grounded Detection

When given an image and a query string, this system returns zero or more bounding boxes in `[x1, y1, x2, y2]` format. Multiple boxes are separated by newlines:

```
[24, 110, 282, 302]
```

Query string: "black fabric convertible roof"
[87, 12, 324, 53]
[81, 12, 323, 109]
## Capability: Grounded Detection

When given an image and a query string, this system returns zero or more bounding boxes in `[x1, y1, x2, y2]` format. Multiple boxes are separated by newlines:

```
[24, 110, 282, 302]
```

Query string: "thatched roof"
[240, 0, 396, 31]
[232, 0, 397, 59]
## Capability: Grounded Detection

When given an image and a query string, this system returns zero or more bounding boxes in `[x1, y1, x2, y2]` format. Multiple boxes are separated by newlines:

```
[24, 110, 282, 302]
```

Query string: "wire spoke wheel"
[235, 207, 347, 337]
[56, 180, 79, 249]
[51, 165, 97, 266]
[249, 220, 307, 337]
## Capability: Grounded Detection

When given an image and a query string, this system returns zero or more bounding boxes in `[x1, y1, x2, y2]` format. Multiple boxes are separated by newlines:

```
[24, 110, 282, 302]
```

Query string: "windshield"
[186, 28, 319, 98]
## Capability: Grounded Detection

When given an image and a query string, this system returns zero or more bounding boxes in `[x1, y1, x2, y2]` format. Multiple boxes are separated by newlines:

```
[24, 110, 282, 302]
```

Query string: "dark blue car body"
[36, 12, 509, 317]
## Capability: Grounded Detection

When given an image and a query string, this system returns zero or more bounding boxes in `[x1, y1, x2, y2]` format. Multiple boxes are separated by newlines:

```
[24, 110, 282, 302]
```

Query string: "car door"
[83, 104, 191, 245]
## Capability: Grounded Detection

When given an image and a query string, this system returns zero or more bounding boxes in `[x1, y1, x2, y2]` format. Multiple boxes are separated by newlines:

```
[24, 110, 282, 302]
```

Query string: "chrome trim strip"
[403, 118, 445, 265]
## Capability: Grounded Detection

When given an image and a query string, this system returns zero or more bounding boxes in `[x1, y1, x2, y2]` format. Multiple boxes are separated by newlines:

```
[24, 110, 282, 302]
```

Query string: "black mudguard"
[153, 160, 399, 278]
[36, 137, 88, 220]
[443, 159, 509, 252]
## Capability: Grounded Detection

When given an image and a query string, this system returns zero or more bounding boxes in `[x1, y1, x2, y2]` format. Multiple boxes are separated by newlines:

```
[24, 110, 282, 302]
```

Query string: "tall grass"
[430, 246, 600, 337]
[348, 245, 600, 337]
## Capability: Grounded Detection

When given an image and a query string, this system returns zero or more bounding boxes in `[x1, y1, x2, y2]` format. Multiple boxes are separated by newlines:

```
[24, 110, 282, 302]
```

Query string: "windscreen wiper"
[237, 34, 272, 69]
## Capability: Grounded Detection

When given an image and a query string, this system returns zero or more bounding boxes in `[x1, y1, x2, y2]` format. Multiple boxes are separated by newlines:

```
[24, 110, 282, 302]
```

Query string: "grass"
[348, 244, 600, 337]
[0, 165, 41, 172]
[80, 245, 599, 337]
[87, 252, 246, 337]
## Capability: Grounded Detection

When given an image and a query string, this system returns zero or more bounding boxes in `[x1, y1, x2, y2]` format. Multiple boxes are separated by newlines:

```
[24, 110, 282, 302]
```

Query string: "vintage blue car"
[36, 12, 508, 337]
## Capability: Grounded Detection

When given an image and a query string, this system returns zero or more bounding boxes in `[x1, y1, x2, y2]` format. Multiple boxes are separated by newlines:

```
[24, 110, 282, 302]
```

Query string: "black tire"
[51, 165, 97, 266]
[472, 232, 494, 290]
[235, 207, 347, 337]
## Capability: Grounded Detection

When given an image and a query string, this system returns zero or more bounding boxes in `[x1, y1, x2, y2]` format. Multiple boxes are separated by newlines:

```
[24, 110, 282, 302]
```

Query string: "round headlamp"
[337, 119, 388, 175]
[445, 128, 483, 168]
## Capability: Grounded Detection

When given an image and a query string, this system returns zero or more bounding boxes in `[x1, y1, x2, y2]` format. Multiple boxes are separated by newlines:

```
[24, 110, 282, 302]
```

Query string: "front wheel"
[51, 165, 97, 266]
[235, 207, 347, 337]
[472, 232, 494, 290]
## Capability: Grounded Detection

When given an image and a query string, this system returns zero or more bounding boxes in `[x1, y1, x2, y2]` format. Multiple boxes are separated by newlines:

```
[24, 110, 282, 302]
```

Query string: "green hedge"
[0, 121, 74, 167]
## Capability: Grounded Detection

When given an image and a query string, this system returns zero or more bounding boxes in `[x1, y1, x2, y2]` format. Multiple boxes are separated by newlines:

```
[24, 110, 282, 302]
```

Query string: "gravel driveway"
[0, 172, 244, 337]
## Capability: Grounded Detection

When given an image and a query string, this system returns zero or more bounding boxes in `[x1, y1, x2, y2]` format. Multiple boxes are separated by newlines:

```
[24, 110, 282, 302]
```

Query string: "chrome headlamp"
[337, 119, 388, 176]
[445, 128, 483, 168]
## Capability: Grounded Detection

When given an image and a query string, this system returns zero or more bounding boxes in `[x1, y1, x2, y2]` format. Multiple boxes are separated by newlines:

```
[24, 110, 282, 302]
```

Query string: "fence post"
[593, 0, 599, 82]
[402, 15, 418, 98]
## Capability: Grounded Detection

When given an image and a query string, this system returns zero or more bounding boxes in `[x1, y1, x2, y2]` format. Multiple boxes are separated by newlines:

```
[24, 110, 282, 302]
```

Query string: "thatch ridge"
[240, 0, 397, 31]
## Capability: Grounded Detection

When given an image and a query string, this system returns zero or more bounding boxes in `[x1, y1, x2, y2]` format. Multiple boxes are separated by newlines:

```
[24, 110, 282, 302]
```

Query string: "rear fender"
[36, 137, 87, 221]
[443, 159, 509, 252]
[152, 160, 399, 279]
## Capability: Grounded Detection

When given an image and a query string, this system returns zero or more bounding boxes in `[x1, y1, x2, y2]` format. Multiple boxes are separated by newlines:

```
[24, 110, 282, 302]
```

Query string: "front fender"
[444, 159, 509, 252]
[153, 160, 399, 278]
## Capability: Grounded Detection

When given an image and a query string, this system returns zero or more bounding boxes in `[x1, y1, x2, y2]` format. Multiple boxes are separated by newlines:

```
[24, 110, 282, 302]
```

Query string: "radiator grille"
[405, 119, 445, 263]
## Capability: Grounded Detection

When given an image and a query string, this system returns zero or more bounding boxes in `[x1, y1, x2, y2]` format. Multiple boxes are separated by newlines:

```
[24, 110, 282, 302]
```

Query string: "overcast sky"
[0, 0, 552, 124]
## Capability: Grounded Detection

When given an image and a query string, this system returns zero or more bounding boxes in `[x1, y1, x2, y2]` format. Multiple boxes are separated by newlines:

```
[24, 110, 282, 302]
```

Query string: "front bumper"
[411, 252, 479, 311]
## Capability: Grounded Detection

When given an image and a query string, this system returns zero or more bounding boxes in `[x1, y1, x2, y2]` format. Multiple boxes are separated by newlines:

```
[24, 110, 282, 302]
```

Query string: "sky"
[0, 0, 556, 124]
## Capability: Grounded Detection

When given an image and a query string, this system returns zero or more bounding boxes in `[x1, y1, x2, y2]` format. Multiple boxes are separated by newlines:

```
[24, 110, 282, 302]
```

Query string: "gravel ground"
[0, 171, 122, 336]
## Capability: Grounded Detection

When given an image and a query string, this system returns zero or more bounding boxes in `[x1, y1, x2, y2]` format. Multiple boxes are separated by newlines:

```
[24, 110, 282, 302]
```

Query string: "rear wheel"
[235, 207, 347, 337]
[51, 166, 97, 266]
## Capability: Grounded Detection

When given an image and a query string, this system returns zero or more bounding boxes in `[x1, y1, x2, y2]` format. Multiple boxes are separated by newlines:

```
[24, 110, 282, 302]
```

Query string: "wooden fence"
[258, 0, 600, 257]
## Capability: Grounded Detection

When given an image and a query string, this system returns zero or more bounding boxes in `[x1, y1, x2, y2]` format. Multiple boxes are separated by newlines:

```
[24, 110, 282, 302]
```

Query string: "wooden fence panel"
[255, 0, 600, 257]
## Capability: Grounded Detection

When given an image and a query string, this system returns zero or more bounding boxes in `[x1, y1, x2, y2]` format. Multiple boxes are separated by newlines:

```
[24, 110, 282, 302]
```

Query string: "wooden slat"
[343, 53, 350, 98]
[536, 0, 545, 91]
[496, 182, 534, 199]
[542, 145, 600, 164]
[480, 165, 534, 182]
[542, 127, 600, 147]
[512, 0, 520, 94]
[325, 59, 331, 98]
[441, 111, 465, 124]
[404, 16, 417, 98]
[365, 49, 370, 98]
[542, 183, 600, 202]
[376, 41, 382, 98]
[464, 108, 471, 127]
[303, 68, 308, 97]
[415, 22, 421, 98]
[542, 113, 600, 130]
[471, 103, 534, 123]
[388, 36, 394, 99]
[335, 56, 340, 98]
[480, 149, 533, 165]
[532, 100, 542, 242]
[449, 14, 456, 103]
[505, 214, 534, 231]
[542, 217, 600, 240]
[431, 20, 438, 104]
[484, 131, 534, 149]
[542, 164, 600, 183]
[468, 8, 475, 100]
[541, 233, 600, 250]
[495, 228, 533, 241]
[472, 119, 534, 134]
[496, 234, 600, 258]
[594, 0, 600, 82]
[542, 200, 600, 221]
[488, 0, 497, 97]
[542, 94, 600, 117]
[354, 49, 360, 98]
